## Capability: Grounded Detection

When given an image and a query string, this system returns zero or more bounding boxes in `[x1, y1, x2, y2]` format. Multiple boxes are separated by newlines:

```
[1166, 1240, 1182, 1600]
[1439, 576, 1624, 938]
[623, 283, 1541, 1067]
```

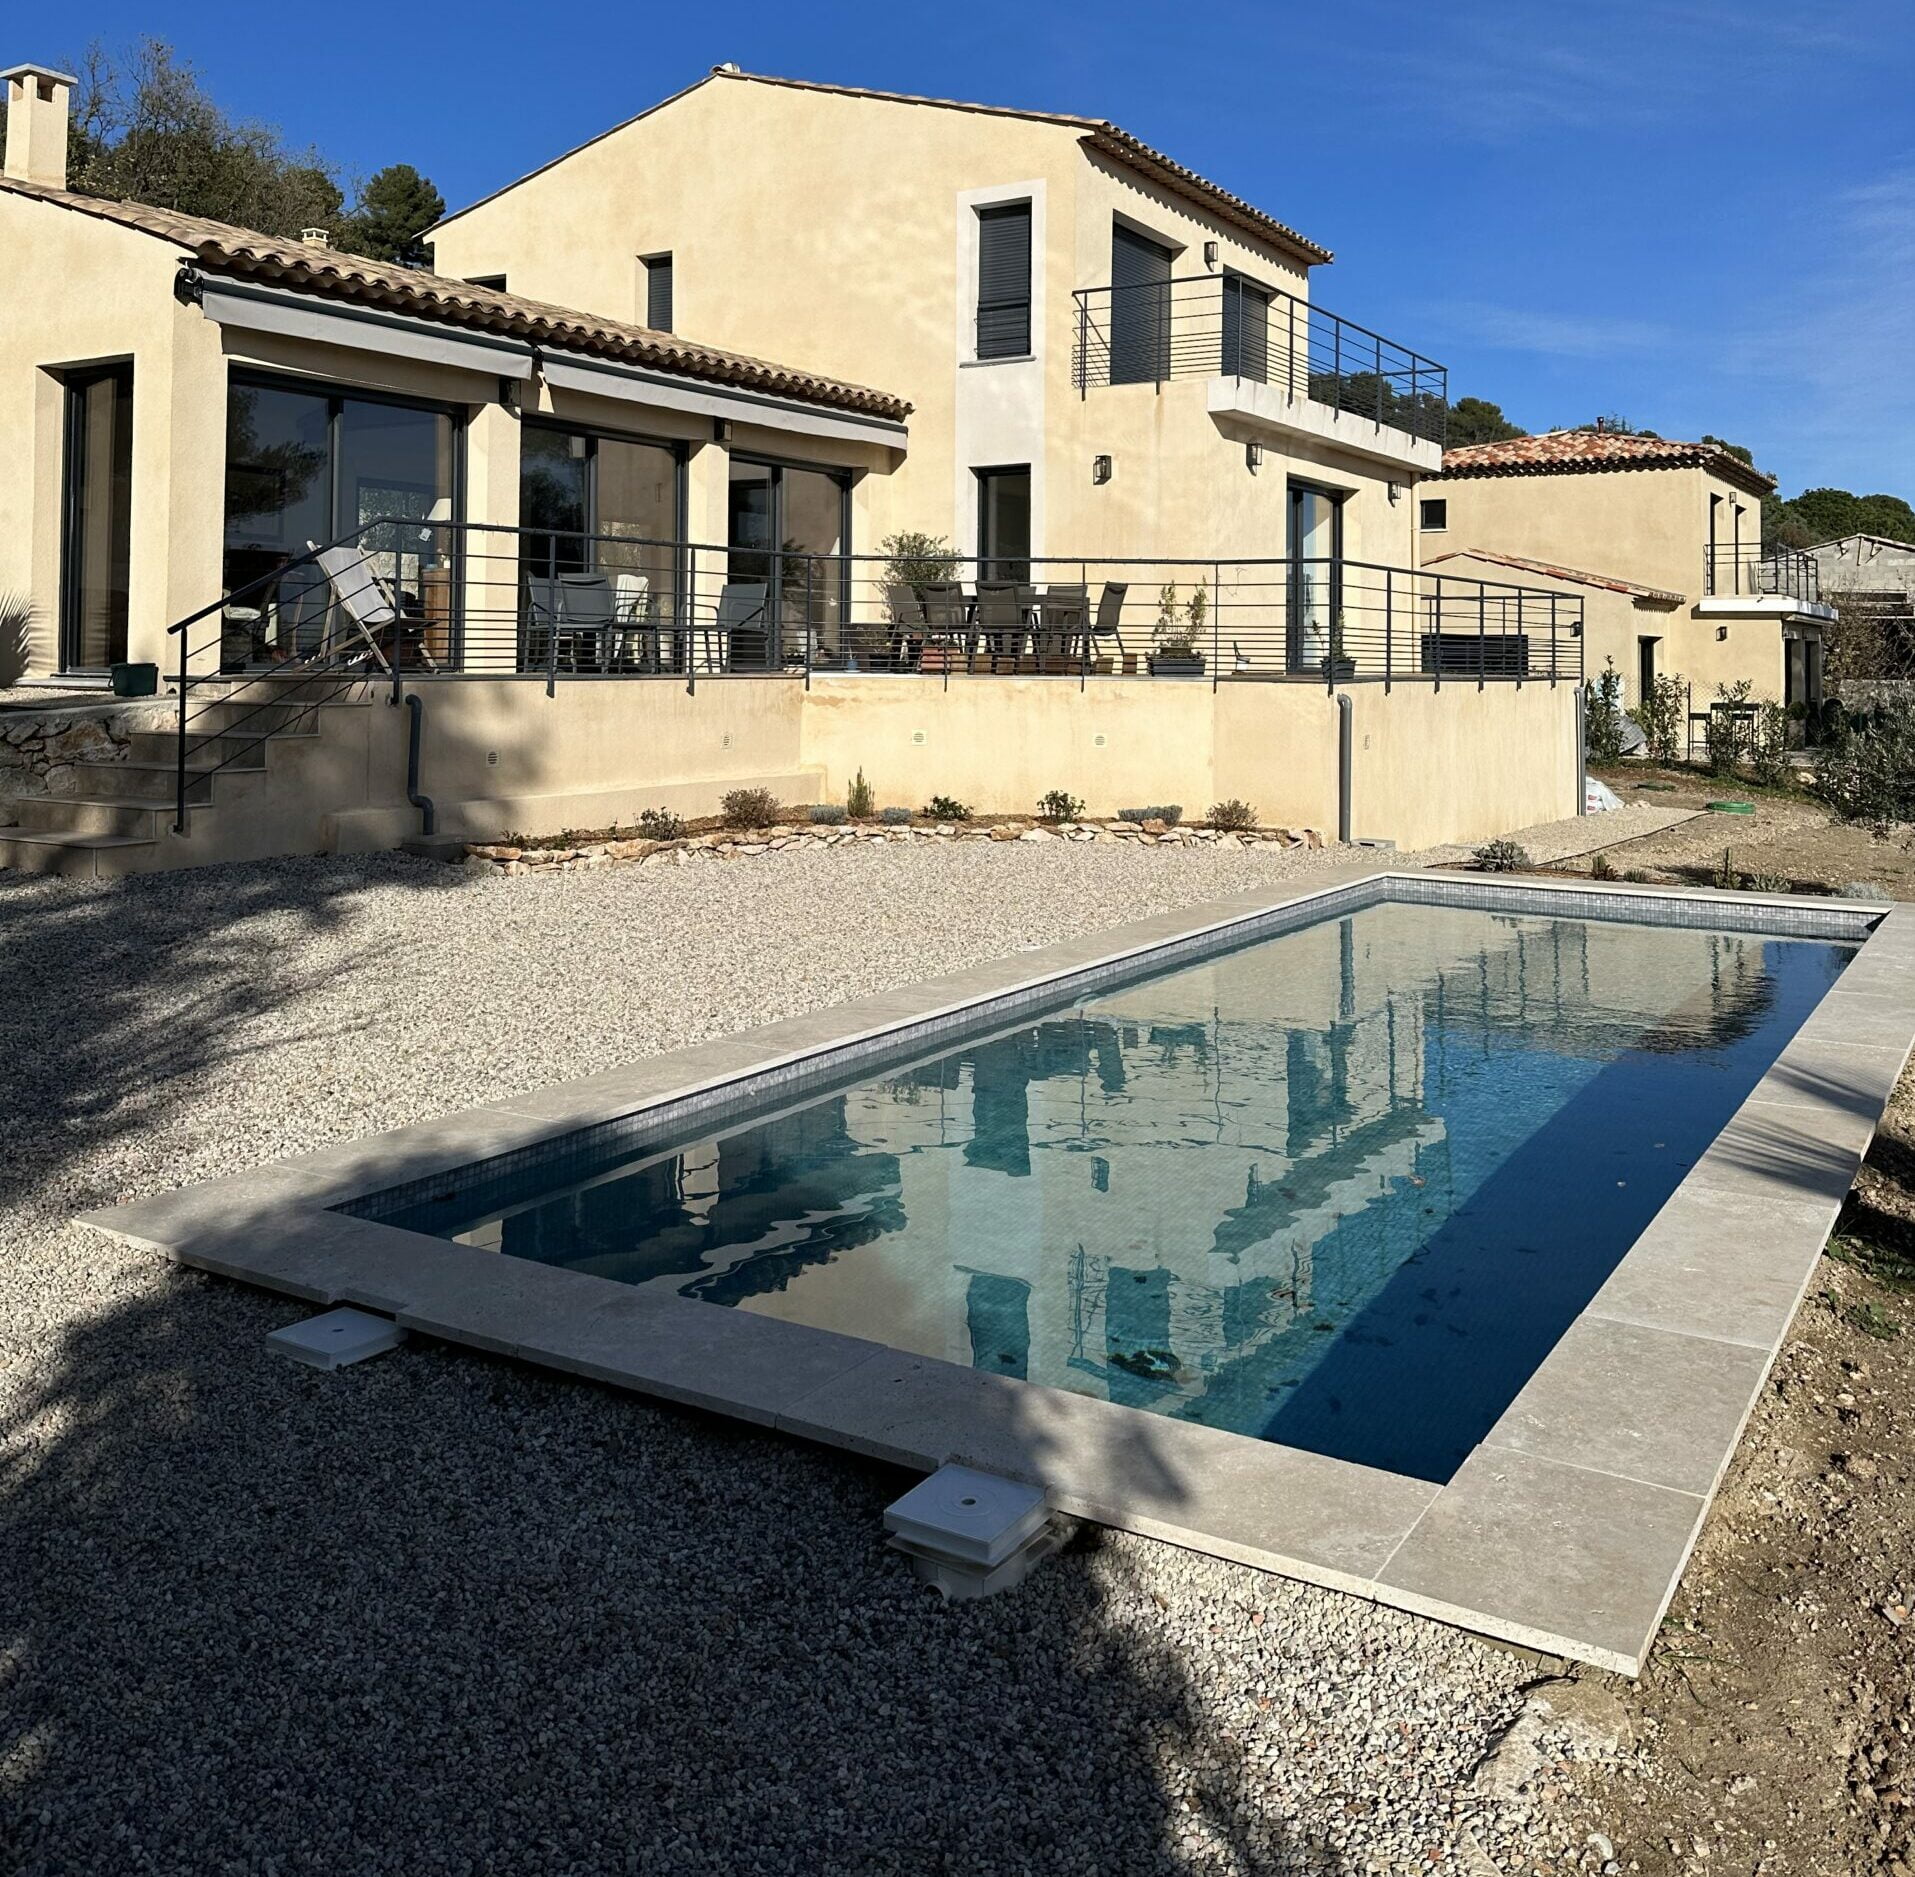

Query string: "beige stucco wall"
[0, 192, 227, 676]
[432, 74, 1424, 573]
[798, 674, 1574, 845]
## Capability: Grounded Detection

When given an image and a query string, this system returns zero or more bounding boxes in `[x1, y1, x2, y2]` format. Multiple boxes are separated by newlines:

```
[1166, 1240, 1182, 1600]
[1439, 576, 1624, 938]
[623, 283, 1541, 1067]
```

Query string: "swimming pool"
[371, 895, 1856, 1484]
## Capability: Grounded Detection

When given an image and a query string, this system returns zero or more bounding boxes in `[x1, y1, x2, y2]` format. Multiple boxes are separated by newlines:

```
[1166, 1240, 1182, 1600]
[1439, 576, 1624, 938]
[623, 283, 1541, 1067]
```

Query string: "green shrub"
[880, 531, 959, 591]
[846, 767, 876, 819]
[1811, 694, 1915, 833]
[1751, 700, 1791, 786]
[1589, 852, 1616, 880]
[1585, 660, 1626, 765]
[1472, 838, 1529, 873]
[922, 794, 972, 822]
[721, 788, 780, 830]
[1118, 804, 1184, 826]
[879, 805, 913, 825]
[1037, 789, 1086, 822]
[1630, 672, 1687, 764]
[635, 807, 685, 841]
[1208, 798, 1257, 832]
[1622, 868, 1653, 883]
[1741, 869, 1792, 893]
[809, 802, 848, 826]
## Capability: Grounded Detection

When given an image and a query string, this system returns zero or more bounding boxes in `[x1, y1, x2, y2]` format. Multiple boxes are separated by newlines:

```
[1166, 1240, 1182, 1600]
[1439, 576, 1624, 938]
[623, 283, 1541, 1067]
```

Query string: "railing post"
[1287, 294, 1297, 400]
[1384, 566, 1393, 693]
[1477, 585, 1486, 691]
[1212, 560, 1221, 692]
[1333, 320, 1342, 415]
[1077, 292, 1087, 399]
[1374, 332, 1384, 424]
[1432, 575, 1442, 691]
[1549, 593, 1558, 688]
[173, 623, 190, 835]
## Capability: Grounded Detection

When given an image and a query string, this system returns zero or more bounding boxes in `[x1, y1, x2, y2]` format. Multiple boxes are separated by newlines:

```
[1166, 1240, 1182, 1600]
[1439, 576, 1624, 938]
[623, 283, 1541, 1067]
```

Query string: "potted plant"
[1149, 577, 1207, 677]
[1319, 609, 1356, 682]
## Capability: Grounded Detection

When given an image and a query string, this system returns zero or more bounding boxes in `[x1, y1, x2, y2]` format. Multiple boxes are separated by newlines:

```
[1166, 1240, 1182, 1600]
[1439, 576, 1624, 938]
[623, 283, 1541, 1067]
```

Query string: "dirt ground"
[1499, 762, 1915, 1876]
[1579, 762, 1915, 901]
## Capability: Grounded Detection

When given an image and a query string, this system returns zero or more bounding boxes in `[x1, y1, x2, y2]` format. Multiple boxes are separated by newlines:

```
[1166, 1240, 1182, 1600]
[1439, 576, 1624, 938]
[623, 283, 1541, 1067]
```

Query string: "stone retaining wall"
[463, 819, 1329, 876]
[0, 706, 164, 824]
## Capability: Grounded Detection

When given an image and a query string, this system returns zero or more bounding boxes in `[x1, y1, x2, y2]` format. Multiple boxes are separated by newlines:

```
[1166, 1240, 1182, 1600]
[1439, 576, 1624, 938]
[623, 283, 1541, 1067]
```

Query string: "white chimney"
[2, 63, 75, 190]
[300, 227, 331, 248]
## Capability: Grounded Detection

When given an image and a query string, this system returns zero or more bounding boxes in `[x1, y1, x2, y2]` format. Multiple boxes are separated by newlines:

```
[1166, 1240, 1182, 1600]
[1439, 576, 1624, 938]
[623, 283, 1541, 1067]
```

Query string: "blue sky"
[16, 0, 1912, 496]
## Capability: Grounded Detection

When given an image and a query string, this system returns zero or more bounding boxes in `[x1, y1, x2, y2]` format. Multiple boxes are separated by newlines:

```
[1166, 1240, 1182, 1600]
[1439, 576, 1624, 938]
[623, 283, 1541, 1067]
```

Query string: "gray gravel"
[0, 843, 1619, 1875]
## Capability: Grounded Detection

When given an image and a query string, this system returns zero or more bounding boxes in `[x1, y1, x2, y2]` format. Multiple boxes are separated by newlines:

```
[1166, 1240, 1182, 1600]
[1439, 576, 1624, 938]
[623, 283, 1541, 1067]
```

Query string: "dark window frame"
[727, 451, 855, 665]
[59, 359, 135, 672]
[1286, 477, 1348, 676]
[1419, 497, 1448, 531]
[518, 415, 690, 578]
[974, 462, 1033, 583]
[643, 253, 674, 333]
[974, 201, 1032, 361]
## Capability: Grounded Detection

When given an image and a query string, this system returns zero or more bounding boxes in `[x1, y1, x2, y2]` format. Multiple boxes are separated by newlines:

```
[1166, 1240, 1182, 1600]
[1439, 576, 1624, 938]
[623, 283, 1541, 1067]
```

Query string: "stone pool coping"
[78, 866, 1915, 1675]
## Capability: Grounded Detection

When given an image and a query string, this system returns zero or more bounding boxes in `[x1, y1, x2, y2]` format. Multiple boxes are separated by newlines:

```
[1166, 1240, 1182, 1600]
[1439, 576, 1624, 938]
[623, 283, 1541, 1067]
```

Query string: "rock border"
[463, 820, 1330, 876]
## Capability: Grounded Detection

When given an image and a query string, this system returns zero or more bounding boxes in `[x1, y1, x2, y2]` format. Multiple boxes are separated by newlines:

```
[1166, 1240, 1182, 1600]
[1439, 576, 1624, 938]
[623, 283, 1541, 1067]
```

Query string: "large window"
[60, 363, 135, 671]
[1220, 271, 1271, 383]
[726, 457, 850, 670]
[975, 202, 1032, 360]
[222, 374, 458, 666]
[976, 465, 1031, 583]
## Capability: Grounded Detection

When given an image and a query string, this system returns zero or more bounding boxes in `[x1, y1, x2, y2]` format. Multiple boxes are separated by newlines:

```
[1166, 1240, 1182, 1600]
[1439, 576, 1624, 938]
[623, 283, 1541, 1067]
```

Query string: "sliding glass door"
[222, 373, 458, 667]
[60, 364, 134, 672]
[1288, 482, 1344, 674]
[726, 457, 850, 670]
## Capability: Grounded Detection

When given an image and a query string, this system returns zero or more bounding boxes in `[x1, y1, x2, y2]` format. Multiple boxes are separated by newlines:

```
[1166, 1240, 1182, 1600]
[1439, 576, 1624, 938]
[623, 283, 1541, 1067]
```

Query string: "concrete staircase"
[0, 679, 371, 879]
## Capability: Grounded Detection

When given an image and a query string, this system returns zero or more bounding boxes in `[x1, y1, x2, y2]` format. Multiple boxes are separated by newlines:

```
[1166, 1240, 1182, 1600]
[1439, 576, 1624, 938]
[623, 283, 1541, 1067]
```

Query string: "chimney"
[300, 227, 331, 248]
[2, 63, 76, 190]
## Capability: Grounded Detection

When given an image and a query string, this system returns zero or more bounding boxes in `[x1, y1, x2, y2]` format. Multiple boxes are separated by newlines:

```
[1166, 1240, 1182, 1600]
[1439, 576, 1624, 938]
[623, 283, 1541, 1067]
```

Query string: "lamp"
[1203, 240, 1218, 269]
[1092, 454, 1113, 484]
[1246, 442, 1262, 472]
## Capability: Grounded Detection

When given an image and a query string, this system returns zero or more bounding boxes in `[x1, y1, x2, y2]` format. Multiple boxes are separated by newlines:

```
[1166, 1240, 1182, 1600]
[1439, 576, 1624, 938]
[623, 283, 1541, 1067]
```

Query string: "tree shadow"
[0, 1263, 1368, 1875]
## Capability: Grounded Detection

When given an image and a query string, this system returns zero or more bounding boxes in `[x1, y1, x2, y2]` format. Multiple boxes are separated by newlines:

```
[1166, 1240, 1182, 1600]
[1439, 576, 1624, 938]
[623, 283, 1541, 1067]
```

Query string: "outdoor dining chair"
[1092, 581, 1129, 669]
[974, 582, 1029, 671]
[1036, 584, 1090, 669]
[312, 543, 441, 674]
[917, 583, 970, 672]
[556, 572, 617, 672]
[703, 581, 767, 673]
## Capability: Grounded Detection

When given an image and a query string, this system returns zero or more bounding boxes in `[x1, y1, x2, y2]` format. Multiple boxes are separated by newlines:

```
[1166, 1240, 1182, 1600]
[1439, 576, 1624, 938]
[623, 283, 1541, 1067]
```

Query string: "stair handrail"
[168, 518, 397, 834]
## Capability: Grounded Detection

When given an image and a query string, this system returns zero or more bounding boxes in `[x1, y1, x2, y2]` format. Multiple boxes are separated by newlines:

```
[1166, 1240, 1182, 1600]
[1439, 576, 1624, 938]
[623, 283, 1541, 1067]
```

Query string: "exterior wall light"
[1245, 442, 1262, 471]
[1717, 625, 1730, 640]
[1203, 240, 1219, 269]
[1092, 454, 1113, 484]
[1387, 481, 1404, 503]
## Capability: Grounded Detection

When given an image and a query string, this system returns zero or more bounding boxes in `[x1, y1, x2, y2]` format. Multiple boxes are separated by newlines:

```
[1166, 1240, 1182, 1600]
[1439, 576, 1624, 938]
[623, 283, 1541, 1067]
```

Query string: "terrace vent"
[883, 1464, 1066, 1600]
[266, 1306, 407, 1370]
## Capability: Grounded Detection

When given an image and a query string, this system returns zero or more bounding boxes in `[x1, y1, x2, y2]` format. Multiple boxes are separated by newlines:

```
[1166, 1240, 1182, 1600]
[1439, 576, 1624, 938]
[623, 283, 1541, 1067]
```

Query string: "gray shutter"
[1109, 224, 1174, 384]
[646, 255, 674, 333]
[975, 203, 1031, 359]
[1221, 273, 1270, 383]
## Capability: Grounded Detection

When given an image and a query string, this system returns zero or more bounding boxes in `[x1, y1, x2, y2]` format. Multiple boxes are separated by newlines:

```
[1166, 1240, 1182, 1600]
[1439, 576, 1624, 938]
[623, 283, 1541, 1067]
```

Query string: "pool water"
[391, 902, 1854, 1482]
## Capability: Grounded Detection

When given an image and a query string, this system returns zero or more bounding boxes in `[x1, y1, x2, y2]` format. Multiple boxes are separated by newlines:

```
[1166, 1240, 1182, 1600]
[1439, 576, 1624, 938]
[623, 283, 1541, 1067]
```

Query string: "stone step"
[62, 760, 227, 804]
[0, 830, 160, 879]
[9, 793, 171, 839]
[123, 728, 291, 766]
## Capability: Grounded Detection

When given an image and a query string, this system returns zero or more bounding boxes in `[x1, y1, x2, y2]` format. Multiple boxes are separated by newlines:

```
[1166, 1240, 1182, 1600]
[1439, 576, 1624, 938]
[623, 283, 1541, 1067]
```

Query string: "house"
[1807, 534, 1915, 678]
[429, 66, 1445, 578]
[1419, 430, 1837, 717]
[0, 58, 1582, 875]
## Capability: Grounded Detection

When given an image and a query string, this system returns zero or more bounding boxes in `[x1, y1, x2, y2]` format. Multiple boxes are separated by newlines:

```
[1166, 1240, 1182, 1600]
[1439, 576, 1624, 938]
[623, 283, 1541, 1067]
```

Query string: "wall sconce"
[1716, 624, 1729, 640]
[1203, 239, 1219, 269]
[1092, 453, 1113, 484]
[1387, 481, 1404, 504]
[1245, 442, 1262, 472]
[712, 417, 733, 443]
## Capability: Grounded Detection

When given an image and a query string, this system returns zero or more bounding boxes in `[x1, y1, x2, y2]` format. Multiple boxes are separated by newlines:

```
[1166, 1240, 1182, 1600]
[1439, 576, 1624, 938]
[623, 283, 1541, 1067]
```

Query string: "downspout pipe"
[1336, 692, 1354, 845]
[1574, 684, 1588, 816]
[402, 689, 436, 837]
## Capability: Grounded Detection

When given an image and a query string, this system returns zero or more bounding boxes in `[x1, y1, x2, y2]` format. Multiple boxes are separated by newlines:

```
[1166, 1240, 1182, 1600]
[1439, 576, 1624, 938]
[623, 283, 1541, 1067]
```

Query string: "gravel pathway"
[0, 844, 1619, 1875]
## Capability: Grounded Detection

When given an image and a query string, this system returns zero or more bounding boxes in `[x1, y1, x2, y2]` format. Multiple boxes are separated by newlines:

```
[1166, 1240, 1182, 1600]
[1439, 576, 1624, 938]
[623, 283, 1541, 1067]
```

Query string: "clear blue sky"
[16, 0, 1912, 497]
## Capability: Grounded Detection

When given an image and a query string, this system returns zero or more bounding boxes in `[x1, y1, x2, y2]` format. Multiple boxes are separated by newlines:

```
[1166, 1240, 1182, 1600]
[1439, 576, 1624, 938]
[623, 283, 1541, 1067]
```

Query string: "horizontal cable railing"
[179, 521, 1581, 711]
[1704, 543, 1822, 604]
[1071, 275, 1447, 445]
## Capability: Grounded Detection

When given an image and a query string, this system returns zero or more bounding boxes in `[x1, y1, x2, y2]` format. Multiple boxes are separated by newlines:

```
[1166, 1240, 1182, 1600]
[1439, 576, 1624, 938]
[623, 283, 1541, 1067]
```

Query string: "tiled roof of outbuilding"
[1422, 547, 1685, 604]
[0, 174, 911, 421]
[1439, 430, 1774, 498]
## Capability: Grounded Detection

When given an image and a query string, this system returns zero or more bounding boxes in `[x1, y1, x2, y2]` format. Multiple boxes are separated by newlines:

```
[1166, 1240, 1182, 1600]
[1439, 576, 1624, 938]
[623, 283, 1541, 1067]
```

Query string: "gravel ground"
[1421, 803, 1697, 868]
[2, 842, 1643, 1876]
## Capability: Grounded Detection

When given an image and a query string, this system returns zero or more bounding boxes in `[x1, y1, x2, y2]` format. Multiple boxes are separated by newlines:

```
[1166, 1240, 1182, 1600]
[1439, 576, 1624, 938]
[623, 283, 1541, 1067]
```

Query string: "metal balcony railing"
[1072, 275, 1447, 445]
[1705, 544, 1822, 604]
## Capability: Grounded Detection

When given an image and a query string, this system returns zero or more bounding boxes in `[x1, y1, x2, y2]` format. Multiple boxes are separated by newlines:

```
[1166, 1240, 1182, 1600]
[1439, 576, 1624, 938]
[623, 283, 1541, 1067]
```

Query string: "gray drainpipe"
[1575, 685, 1587, 816]
[402, 690, 436, 836]
[1336, 693, 1354, 845]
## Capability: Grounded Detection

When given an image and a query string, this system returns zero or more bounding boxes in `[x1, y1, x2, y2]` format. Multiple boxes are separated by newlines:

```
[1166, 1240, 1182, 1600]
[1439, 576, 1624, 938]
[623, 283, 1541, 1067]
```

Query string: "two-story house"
[431, 67, 1445, 596]
[1418, 430, 1836, 719]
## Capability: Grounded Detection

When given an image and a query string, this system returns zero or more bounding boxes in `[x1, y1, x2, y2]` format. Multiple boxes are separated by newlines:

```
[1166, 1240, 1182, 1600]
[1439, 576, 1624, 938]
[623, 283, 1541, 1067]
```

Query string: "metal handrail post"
[1384, 566, 1393, 693]
[173, 622, 190, 834]
[1478, 586, 1487, 691]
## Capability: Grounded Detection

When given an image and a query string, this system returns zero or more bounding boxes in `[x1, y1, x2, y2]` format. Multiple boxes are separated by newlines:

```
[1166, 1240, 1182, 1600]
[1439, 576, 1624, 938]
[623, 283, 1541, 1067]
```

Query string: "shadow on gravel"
[0, 1257, 1353, 1876]
[0, 852, 468, 1216]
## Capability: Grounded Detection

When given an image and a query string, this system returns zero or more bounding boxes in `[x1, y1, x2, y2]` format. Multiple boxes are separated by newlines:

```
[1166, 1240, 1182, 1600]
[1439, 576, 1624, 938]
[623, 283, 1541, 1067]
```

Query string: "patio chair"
[523, 575, 562, 673]
[918, 583, 970, 672]
[611, 571, 653, 671]
[974, 582, 1029, 672]
[1092, 582, 1128, 669]
[556, 572, 616, 672]
[881, 580, 926, 671]
[702, 581, 766, 673]
[311, 543, 440, 674]
[1036, 584, 1089, 670]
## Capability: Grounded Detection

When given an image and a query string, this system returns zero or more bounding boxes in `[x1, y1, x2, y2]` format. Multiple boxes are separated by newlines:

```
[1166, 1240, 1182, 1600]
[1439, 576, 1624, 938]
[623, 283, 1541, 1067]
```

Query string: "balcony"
[1699, 544, 1834, 624]
[1071, 275, 1447, 471]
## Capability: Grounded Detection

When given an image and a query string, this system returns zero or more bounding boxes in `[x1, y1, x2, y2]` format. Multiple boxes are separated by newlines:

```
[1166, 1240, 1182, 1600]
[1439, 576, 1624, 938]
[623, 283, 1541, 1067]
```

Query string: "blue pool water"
[385, 900, 1855, 1482]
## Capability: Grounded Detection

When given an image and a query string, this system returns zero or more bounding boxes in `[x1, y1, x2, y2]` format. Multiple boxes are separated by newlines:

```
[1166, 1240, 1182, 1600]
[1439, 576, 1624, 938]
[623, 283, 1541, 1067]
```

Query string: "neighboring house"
[430, 66, 1445, 577]
[1808, 534, 1915, 676]
[1419, 430, 1837, 715]
[0, 58, 1582, 875]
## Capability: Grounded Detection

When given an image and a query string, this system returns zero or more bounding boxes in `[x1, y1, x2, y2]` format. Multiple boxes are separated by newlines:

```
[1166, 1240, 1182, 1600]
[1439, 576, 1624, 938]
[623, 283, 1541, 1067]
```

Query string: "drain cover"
[884, 1464, 1050, 1568]
[266, 1307, 407, 1370]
